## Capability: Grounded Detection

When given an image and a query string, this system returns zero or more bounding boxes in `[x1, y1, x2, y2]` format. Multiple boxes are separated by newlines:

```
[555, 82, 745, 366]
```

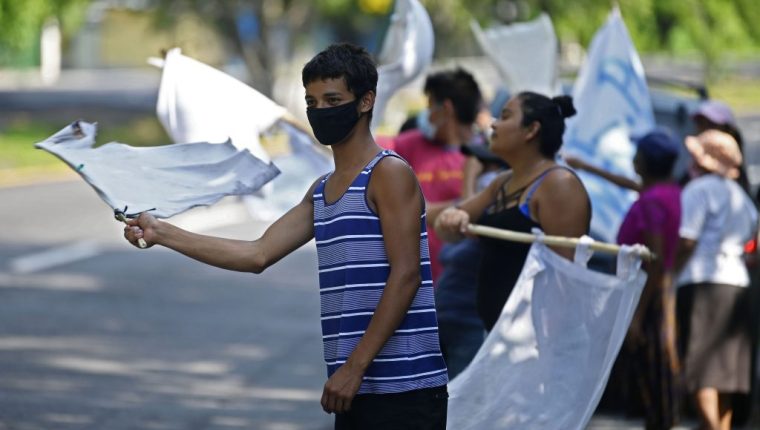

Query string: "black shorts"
[334, 385, 448, 430]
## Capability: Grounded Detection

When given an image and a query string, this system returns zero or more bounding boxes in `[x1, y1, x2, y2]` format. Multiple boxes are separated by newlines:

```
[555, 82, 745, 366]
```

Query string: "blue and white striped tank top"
[312, 149, 448, 394]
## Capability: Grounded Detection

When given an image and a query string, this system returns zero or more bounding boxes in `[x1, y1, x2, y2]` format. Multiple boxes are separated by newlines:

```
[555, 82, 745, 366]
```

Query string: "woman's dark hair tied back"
[518, 91, 576, 158]
[551, 95, 577, 119]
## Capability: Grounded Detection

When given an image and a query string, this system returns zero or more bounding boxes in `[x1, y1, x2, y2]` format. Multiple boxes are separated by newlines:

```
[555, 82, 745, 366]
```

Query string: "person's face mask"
[417, 104, 444, 141]
[416, 109, 436, 141]
[306, 98, 362, 146]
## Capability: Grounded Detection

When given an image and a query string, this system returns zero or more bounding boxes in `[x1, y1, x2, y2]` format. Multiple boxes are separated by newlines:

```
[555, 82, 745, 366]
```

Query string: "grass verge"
[0, 116, 169, 186]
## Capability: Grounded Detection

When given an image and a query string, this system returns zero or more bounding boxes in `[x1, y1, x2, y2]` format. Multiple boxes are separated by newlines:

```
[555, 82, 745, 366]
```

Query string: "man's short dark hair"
[424, 68, 482, 125]
[302, 43, 378, 103]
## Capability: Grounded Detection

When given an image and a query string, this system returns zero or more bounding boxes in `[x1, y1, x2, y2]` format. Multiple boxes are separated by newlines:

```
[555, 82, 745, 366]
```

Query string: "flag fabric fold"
[562, 8, 655, 242]
[35, 121, 279, 218]
[151, 48, 333, 219]
[371, 0, 434, 129]
[471, 13, 560, 96]
[156, 48, 285, 161]
[447, 239, 646, 429]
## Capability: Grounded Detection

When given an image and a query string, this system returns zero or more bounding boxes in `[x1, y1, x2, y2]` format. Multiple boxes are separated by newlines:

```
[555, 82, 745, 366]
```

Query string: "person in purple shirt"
[566, 130, 682, 429]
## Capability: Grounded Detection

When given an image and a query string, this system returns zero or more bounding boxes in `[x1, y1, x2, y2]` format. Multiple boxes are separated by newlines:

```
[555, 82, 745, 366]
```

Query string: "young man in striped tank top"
[124, 43, 448, 429]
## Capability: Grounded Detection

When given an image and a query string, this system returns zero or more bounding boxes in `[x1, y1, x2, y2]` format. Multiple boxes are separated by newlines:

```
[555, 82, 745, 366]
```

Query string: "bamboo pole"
[467, 224, 656, 262]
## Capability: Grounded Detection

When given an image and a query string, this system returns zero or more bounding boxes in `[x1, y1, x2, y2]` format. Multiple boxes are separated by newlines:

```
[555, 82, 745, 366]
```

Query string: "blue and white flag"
[563, 8, 654, 243]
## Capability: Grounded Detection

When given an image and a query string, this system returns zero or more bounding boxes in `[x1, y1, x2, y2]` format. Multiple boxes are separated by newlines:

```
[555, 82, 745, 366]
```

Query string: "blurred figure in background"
[674, 130, 758, 430]
[690, 100, 750, 194]
[383, 68, 483, 284]
[692, 100, 760, 428]
[435, 92, 590, 332]
[434, 143, 507, 379]
[567, 129, 683, 429]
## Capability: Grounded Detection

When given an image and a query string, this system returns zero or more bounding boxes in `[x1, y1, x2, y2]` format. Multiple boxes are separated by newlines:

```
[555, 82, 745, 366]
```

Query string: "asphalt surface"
[0, 181, 332, 430]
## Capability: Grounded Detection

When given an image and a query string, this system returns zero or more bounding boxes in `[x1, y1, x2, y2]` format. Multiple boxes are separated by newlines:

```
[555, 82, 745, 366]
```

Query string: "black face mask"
[306, 98, 362, 146]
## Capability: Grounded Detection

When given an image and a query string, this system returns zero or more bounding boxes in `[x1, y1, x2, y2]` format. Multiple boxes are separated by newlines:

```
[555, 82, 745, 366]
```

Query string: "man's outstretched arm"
[320, 156, 425, 413]
[124, 179, 320, 273]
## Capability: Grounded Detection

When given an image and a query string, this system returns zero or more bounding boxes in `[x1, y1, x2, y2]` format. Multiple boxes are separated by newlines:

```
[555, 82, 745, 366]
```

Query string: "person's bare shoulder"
[540, 168, 587, 198]
[535, 168, 590, 231]
[370, 156, 418, 191]
[368, 155, 422, 210]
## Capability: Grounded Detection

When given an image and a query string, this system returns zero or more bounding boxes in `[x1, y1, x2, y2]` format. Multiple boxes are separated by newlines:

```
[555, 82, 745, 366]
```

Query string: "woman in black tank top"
[435, 92, 591, 331]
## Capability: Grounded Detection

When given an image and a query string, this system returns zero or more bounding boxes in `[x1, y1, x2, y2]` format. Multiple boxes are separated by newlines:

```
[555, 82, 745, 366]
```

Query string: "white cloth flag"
[155, 48, 285, 161]
[448, 239, 646, 429]
[371, 0, 434, 129]
[471, 13, 560, 95]
[35, 121, 279, 218]
[563, 8, 655, 243]
[151, 48, 333, 218]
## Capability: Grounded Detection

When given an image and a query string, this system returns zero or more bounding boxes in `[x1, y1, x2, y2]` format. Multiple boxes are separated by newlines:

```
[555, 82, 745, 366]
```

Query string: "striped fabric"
[313, 149, 448, 394]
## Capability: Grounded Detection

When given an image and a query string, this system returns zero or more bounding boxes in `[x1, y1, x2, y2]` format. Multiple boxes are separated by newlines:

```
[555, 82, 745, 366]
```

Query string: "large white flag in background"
[371, 0, 434, 129]
[150, 48, 333, 218]
[35, 121, 279, 218]
[563, 8, 655, 243]
[471, 13, 560, 96]
[448, 240, 646, 429]
[154, 48, 284, 161]
[156, 48, 285, 161]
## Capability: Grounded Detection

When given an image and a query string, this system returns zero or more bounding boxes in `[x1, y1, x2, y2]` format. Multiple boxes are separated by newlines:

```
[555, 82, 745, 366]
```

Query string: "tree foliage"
[467, 0, 760, 78]
[0, 0, 90, 66]
[3, 0, 759, 79]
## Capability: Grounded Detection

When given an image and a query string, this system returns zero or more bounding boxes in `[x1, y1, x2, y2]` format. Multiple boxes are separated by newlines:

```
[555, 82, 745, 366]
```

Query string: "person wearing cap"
[674, 129, 758, 430]
[692, 100, 736, 132]
[566, 129, 683, 429]
[691, 100, 750, 193]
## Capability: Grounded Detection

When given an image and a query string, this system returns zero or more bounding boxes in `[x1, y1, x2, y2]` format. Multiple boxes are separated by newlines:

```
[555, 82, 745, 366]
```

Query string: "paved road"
[0, 180, 704, 430]
[0, 180, 332, 430]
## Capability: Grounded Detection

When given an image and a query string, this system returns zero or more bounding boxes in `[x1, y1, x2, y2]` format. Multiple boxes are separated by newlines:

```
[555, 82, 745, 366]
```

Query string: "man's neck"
[330, 125, 380, 173]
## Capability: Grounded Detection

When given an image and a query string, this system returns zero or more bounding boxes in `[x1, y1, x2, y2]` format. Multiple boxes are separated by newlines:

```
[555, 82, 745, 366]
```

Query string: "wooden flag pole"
[467, 224, 656, 262]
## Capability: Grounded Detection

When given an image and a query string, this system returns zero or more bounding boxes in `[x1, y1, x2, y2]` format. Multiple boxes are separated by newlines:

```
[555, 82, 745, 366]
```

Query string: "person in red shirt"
[384, 69, 484, 283]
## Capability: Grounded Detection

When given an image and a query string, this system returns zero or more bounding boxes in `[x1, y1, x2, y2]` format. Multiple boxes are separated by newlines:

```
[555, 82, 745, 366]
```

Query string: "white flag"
[155, 48, 286, 161]
[447, 239, 646, 429]
[471, 13, 560, 96]
[371, 0, 434, 129]
[151, 48, 333, 219]
[35, 121, 279, 218]
[563, 8, 655, 243]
